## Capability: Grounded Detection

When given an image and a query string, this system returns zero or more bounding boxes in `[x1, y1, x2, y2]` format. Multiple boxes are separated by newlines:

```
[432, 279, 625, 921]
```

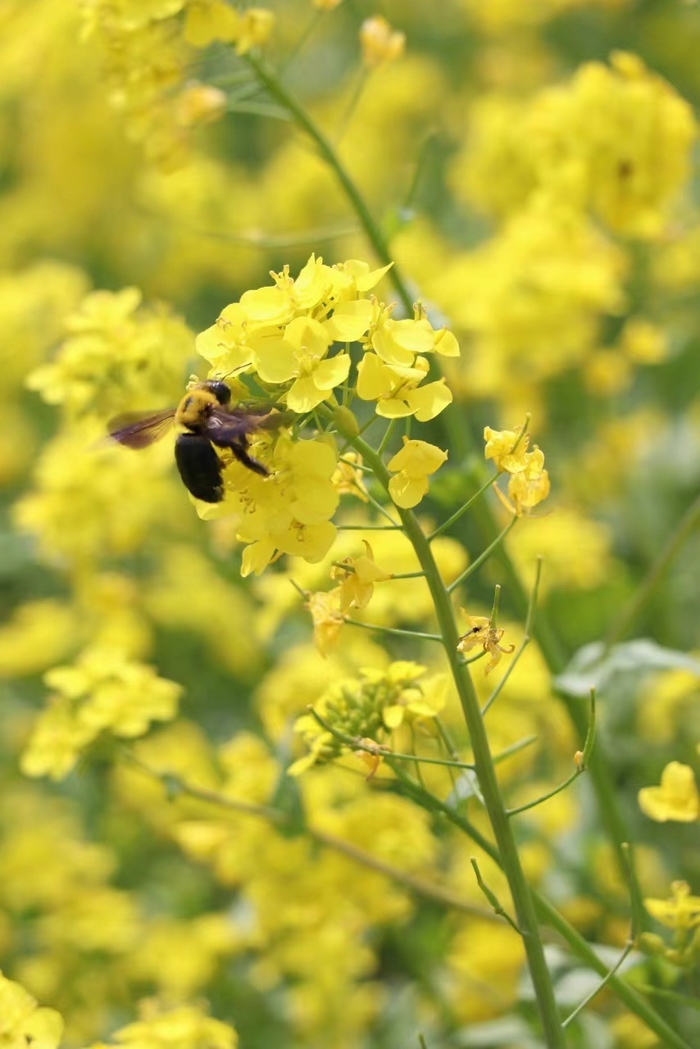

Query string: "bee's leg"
[229, 439, 270, 477]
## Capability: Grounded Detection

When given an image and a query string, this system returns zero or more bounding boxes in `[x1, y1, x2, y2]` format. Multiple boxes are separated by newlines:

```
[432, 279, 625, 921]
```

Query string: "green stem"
[461, 458, 632, 877]
[245, 54, 414, 315]
[344, 618, 443, 643]
[447, 518, 517, 594]
[341, 428, 566, 1048]
[605, 492, 700, 648]
[395, 773, 694, 1049]
[428, 470, 499, 541]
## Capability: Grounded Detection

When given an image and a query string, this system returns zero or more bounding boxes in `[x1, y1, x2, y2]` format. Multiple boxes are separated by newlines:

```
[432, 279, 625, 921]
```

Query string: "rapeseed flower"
[645, 881, 700, 931]
[331, 541, 392, 612]
[0, 970, 63, 1049]
[458, 613, 515, 675]
[387, 438, 448, 509]
[638, 761, 700, 822]
[360, 16, 405, 68]
[21, 647, 181, 780]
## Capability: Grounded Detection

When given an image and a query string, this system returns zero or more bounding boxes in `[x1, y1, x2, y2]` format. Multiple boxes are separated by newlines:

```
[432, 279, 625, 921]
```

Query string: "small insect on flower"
[107, 380, 290, 502]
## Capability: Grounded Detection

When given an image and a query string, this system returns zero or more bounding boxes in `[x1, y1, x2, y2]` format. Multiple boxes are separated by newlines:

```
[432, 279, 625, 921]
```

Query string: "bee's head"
[200, 380, 231, 406]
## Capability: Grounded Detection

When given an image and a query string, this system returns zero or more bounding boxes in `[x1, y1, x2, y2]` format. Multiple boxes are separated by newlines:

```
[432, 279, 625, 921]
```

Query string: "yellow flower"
[234, 8, 275, 55]
[184, 0, 241, 47]
[506, 459, 551, 515]
[387, 437, 448, 509]
[457, 612, 515, 675]
[357, 353, 452, 420]
[645, 881, 700, 931]
[252, 316, 351, 413]
[638, 761, 700, 822]
[174, 83, 227, 127]
[21, 647, 181, 780]
[484, 425, 531, 473]
[305, 588, 346, 656]
[331, 541, 392, 612]
[108, 1002, 237, 1049]
[332, 452, 369, 502]
[0, 970, 63, 1049]
[360, 16, 405, 68]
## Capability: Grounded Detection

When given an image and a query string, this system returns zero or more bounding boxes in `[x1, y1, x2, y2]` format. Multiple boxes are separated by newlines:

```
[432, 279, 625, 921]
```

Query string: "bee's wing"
[107, 408, 176, 449]
[205, 407, 291, 444]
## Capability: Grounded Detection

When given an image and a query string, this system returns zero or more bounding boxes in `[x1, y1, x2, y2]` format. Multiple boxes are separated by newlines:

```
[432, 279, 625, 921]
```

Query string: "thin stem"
[389, 570, 426, 580]
[337, 523, 403, 531]
[428, 471, 499, 541]
[507, 767, 584, 818]
[493, 735, 538, 764]
[363, 486, 401, 526]
[333, 66, 368, 145]
[447, 518, 517, 594]
[507, 689, 595, 816]
[244, 53, 414, 315]
[605, 491, 700, 647]
[534, 895, 693, 1049]
[470, 857, 522, 934]
[126, 753, 498, 922]
[562, 942, 634, 1029]
[308, 708, 476, 771]
[377, 417, 397, 458]
[344, 618, 443, 643]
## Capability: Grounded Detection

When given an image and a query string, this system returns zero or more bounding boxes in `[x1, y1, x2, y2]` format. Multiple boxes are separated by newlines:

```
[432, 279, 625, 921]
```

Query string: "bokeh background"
[1, 1, 699, 1047]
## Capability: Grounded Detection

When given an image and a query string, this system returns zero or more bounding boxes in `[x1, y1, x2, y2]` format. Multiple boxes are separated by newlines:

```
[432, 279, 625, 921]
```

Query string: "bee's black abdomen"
[174, 433, 224, 502]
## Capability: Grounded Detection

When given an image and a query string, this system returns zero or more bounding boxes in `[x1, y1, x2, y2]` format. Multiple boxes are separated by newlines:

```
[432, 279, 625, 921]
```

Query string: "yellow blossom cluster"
[0, 969, 63, 1049]
[291, 661, 447, 773]
[21, 646, 182, 780]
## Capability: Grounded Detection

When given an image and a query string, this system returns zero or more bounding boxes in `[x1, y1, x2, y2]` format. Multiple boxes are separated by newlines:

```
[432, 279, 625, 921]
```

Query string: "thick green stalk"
[346, 432, 567, 1048]
[243, 53, 633, 882]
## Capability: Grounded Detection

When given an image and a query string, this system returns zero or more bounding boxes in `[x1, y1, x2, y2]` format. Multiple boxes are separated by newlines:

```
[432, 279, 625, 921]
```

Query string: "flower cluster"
[27, 287, 193, 421]
[0, 970, 63, 1049]
[454, 52, 696, 238]
[81, 2, 274, 168]
[21, 646, 181, 780]
[196, 255, 458, 419]
[291, 661, 446, 774]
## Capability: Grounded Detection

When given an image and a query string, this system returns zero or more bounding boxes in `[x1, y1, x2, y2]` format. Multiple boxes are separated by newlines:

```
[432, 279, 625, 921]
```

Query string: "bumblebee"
[108, 380, 288, 502]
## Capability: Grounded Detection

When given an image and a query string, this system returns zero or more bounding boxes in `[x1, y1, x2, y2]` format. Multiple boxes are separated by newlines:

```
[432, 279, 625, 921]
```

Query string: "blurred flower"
[638, 762, 700, 822]
[360, 16, 405, 68]
[305, 587, 346, 656]
[0, 970, 63, 1049]
[96, 1001, 237, 1049]
[21, 647, 181, 780]
[645, 881, 700, 931]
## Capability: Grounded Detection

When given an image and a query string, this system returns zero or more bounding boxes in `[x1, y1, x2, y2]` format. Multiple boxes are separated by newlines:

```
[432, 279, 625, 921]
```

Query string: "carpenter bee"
[108, 380, 289, 502]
